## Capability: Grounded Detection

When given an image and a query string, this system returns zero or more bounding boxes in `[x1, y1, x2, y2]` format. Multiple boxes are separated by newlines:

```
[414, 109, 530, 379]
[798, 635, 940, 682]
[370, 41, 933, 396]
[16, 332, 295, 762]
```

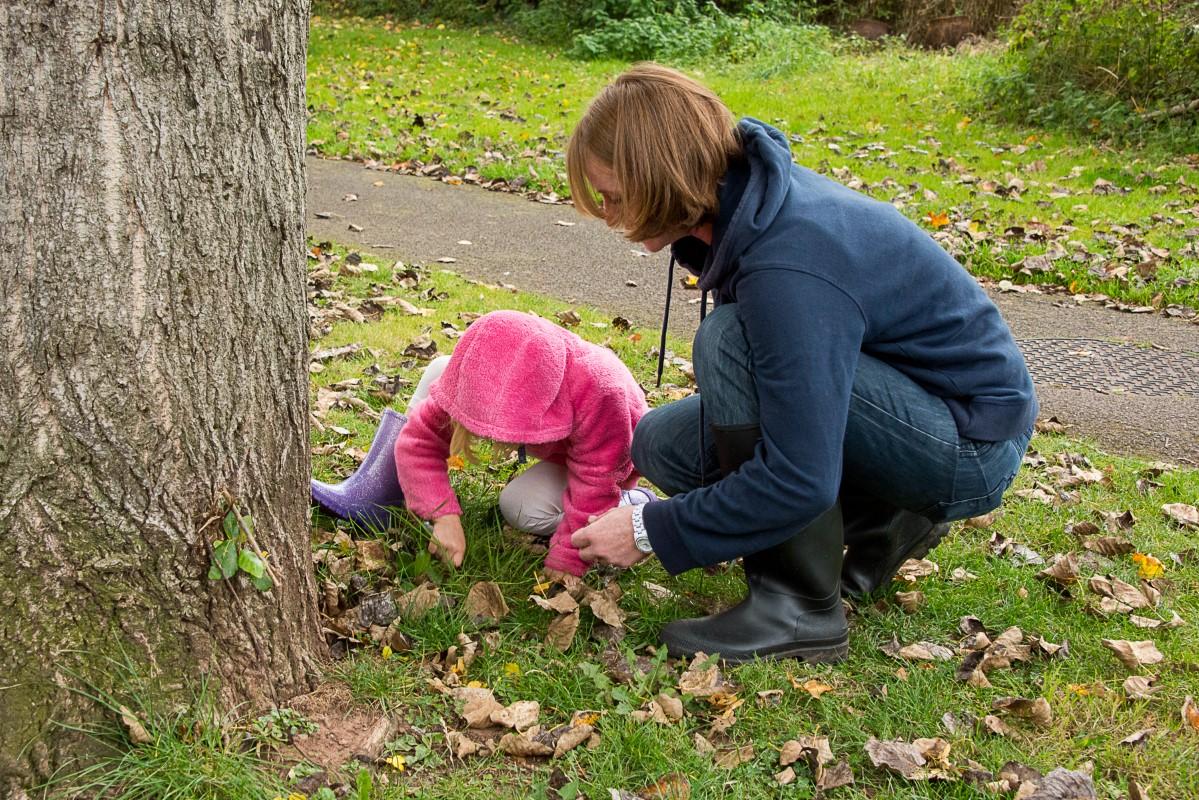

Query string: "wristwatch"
[631, 505, 653, 554]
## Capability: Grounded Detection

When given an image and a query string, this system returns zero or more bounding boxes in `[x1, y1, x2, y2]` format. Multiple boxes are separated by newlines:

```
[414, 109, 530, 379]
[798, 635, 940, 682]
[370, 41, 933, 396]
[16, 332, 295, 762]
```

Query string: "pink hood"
[430, 310, 577, 444]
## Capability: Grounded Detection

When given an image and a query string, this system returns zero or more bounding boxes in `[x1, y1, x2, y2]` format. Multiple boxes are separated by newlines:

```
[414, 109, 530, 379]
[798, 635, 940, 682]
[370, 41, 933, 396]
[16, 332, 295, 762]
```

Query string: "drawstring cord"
[656, 253, 711, 488]
[655, 254, 675, 389]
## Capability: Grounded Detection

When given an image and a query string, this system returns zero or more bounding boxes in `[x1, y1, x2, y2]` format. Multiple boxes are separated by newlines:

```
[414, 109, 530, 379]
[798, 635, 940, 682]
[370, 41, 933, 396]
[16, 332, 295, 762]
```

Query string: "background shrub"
[977, 0, 1199, 135]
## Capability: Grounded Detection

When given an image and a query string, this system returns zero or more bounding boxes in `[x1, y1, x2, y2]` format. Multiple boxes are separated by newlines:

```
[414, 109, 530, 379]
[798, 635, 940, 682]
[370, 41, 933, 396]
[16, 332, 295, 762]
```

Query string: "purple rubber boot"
[311, 408, 407, 530]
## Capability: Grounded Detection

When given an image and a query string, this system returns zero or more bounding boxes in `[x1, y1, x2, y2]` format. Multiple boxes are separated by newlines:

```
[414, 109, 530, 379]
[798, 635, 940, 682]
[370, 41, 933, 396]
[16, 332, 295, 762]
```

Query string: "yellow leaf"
[802, 678, 834, 699]
[446, 454, 466, 471]
[385, 753, 406, 771]
[684, 275, 699, 287]
[1131, 553, 1164, 580]
[466, 679, 486, 688]
[450, 656, 466, 675]
[532, 579, 553, 595]
[1068, 683, 1092, 696]
[504, 662, 522, 676]
[574, 712, 602, 726]
[382, 645, 393, 660]
[925, 211, 950, 229]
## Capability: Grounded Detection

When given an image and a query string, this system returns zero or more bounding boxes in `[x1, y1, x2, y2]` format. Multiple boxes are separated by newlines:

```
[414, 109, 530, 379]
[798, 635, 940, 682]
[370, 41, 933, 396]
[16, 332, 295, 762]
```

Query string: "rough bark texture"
[0, 0, 320, 788]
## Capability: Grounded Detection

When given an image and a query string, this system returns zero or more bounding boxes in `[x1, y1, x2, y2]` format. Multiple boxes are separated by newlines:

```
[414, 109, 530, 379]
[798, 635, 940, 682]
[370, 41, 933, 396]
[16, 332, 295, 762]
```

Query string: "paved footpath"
[307, 157, 1199, 466]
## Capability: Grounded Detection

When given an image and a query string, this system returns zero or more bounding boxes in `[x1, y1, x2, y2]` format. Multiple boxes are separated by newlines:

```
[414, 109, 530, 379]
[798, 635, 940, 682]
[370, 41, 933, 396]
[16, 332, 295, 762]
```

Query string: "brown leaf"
[896, 558, 939, 582]
[555, 309, 582, 327]
[402, 334, 438, 360]
[638, 772, 691, 799]
[895, 590, 925, 613]
[445, 730, 479, 759]
[1103, 510, 1136, 532]
[529, 591, 579, 614]
[454, 687, 504, 728]
[497, 730, 554, 757]
[1026, 766, 1096, 799]
[355, 539, 392, 572]
[779, 735, 833, 767]
[864, 737, 951, 780]
[1037, 553, 1080, 588]
[1182, 696, 1199, 731]
[1082, 536, 1135, 557]
[678, 653, 724, 697]
[982, 714, 1017, 737]
[583, 589, 626, 629]
[992, 697, 1053, 727]
[118, 705, 152, 746]
[545, 610, 579, 652]
[774, 766, 796, 785]
[1089, 575, 1152, 610]
[397, 583, 441, 620]
[714, 744, 755, 769]
[1119, 729, 1154, 747]
[693, 732, 716, 754]
[1163, 503, 1199, 529]
[800, 678, 834, 699]
[492, 700, 540, 731]
[818, 759, 855, 790]
[464, 581, 510, 622]
[1123, 675, 1160, 700]
[897, 641, 955, 661]
[1102, 639, 1164, 670]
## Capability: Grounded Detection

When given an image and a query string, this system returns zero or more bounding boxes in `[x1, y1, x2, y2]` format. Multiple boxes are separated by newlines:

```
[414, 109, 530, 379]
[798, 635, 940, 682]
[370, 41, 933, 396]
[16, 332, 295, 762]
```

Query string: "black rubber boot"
[659, 424, 849, 664]
[839, 492, 950, 600]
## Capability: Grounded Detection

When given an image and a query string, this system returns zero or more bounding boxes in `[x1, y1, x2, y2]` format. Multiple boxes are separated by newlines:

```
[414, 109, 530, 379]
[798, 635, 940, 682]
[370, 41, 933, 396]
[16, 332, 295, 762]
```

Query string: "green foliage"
[248, 707, 318, 747]
[979, 0, 1199, 136]
[206, 508, 274, 592]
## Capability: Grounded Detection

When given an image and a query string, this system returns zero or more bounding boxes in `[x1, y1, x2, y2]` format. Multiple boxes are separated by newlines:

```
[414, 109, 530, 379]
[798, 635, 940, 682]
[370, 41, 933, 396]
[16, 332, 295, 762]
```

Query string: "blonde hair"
[567, 63, 740, 244]
[449, 420, 517, 465]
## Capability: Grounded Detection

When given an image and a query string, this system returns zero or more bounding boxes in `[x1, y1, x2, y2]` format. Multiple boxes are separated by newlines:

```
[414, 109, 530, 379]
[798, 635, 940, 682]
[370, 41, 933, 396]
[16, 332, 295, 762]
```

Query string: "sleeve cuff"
[642, 499, 700, 575]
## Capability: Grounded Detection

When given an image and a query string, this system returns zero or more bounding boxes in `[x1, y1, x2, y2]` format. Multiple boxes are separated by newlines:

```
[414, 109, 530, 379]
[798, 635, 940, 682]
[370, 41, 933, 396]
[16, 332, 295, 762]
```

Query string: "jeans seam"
[849, 393, 959, 448]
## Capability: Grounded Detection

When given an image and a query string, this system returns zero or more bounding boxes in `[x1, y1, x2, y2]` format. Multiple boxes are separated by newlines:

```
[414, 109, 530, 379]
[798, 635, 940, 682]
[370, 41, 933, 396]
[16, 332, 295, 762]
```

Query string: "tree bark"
[0, 0, 320, 788]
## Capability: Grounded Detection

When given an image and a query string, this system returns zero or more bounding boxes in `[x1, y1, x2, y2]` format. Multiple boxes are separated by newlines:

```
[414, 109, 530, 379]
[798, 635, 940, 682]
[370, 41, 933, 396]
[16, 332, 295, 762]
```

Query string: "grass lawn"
[51, 244, 1199, 799]
[306, 14, 1199, 312]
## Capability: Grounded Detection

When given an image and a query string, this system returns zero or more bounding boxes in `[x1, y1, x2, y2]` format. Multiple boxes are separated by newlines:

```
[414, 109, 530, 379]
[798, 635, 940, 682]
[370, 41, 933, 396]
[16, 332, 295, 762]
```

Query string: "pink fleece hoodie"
[394, 310, 648, 575]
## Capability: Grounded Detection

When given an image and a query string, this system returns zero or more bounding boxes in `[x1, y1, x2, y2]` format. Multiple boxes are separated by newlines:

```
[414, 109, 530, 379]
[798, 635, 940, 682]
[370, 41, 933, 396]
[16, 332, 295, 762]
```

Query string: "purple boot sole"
[311, 408, 408, 530]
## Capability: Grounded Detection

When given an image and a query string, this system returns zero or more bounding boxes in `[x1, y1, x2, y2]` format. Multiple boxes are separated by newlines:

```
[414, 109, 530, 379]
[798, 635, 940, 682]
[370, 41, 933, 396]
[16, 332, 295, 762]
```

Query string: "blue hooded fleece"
[642, 118, 1038, 575]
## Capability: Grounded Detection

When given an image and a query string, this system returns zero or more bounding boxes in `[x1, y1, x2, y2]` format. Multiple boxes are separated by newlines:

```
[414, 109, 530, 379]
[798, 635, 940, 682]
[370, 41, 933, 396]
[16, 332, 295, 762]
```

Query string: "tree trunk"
[0, 0, 320, 788]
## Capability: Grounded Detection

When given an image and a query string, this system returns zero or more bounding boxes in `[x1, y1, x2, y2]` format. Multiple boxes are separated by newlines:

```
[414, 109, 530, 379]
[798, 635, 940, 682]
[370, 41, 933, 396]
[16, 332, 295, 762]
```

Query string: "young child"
[312, 310, 652, 578]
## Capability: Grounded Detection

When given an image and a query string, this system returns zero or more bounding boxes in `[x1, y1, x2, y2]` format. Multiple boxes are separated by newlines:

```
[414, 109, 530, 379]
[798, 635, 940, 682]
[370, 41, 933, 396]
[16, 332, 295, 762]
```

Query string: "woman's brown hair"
[567, 63, 740, 244]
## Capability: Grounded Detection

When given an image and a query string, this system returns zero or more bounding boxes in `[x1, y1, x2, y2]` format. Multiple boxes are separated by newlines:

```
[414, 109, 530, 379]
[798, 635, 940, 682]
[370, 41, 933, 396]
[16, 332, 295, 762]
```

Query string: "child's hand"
[541, 567, 577, 586]
[429, 514, 466, 567]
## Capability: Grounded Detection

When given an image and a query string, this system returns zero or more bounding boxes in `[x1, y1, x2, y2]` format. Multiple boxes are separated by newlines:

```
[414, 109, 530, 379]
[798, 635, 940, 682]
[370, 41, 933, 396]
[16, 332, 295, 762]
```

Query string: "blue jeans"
[632, 304, 1032, 522]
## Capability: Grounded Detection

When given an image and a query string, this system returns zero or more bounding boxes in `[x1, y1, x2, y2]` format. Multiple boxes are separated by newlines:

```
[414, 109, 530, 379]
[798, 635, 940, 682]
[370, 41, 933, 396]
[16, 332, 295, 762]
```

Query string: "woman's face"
[585, 159, 681, 253]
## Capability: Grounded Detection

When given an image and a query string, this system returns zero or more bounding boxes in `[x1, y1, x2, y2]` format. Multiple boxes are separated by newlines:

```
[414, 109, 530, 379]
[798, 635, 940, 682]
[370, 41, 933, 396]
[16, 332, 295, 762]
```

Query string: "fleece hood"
[429, 310, 574, 444]
[697, 118, 794, 293]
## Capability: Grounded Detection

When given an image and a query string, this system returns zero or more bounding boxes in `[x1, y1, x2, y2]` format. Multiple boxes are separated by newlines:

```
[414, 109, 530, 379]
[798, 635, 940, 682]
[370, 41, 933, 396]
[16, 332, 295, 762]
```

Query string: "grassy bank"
[307, 15, 1199, 312]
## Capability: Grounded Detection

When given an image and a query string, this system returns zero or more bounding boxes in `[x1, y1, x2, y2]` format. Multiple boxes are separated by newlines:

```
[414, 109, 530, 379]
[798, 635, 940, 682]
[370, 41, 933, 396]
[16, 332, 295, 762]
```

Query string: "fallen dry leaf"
[774, 766, 796, 785]
[1026, 766, 1096, 799]
[545, 610, 579, 651]
[713, 744, 754, 769]
[492, 700, 540, 731]
[864, 737, 954, 781]
[530, 591, 579, 614]
[455, 687, 504, 728]
[583, 589, 626, 629]
[1162, 503, 1198, 529]
[678, 653, 724, 697]
[118, 705, 152, 745]
[1103, 639, 1164, 670]
[1082, 536, 1135, 557]
[1182, 696, 1199, 731]
[1119, 729, 1154, 747]
[464, 581, 510, 622]
[497, 730, 553, 757]
[397, 583, 441, 620]
[1037, 553, 1080, 589]
[895, 590, 925, 613]
[896, 558, 939, 582]
[445, 730, 479, 759]
[992, 697, 1053, 728]
[1123, 675, 1160, 700]
[779, 735, 832, 767]
[637, 772, 691, 799]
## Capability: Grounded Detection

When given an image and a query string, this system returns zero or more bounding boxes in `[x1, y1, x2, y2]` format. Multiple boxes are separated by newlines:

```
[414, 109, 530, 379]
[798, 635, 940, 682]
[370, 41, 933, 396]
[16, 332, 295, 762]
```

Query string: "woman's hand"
[429, 514, 466, 567]
[571, 506, 647, 569]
